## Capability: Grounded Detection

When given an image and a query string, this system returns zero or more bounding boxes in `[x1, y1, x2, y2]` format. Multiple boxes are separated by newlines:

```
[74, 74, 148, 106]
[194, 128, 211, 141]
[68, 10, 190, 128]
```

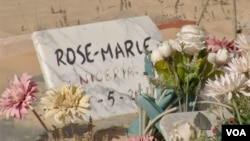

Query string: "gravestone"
[32, 16, 162, 120]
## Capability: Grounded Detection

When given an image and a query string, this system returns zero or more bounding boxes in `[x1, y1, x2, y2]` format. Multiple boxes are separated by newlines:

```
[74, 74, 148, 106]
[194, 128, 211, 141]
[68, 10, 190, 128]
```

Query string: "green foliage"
[233, 96, 250, 124]
[152, 46, 217, 111]
[154, 60, 175, 88]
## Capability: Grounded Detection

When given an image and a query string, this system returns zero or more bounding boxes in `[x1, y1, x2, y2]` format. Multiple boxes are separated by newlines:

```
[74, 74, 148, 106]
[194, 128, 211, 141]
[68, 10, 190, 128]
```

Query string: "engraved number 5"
[108, 91, 115, 106]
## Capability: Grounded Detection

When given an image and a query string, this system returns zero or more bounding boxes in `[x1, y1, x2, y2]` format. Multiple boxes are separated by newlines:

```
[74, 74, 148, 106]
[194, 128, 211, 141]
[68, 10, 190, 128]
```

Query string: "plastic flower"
[151, 49, 163, 65]
[207, 48, 230, 65]
[158, 40, 175, 58]
[176, 24, 207, 55]
[151, 39, 181, 65]
[40, 84, 91, 125]
[169, 120, 196, 141]
[176, 25, 207, 42]
[225, 54, 250, 74]
[201, 72, 250, 101]
[234, 33, 250, 54]
[126, 135, 154, 141]
[0, 73, 38, 120]
[206, 34, 234, 53]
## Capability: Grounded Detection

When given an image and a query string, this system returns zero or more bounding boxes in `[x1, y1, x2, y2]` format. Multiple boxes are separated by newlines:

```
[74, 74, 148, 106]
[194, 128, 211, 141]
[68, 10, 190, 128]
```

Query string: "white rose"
[207, 52, 216, 64]
[215, 49, 230, 65]
[207, 49, 230, 65]
[169, 39, 182, 52]
[177, 25, 207, 42]
[176, 24, 207, 55]
[151, 49, 163, 65]
[158, 41, 175, 58]
[181, 41, 205, 55]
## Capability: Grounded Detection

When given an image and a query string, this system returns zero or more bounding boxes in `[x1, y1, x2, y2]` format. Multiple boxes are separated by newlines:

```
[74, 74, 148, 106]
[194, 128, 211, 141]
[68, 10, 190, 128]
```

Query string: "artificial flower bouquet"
[148, 24, 237, 112]
[149, 24, 216, 112]
[139, 23, 250, 140]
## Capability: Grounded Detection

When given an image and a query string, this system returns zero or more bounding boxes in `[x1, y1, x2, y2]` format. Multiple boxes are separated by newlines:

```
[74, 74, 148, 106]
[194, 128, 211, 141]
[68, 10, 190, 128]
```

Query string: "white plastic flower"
[207, 49, 230, 65]
[234, 34, 250, 54]
[201, 72, 250, 101]
[40, 84, 91, 125]
[158, 41, 175, 58]
[207, 52, 216, 64]
[176, 25, 207, 42]
[176, 24, 207, 55]
[169, 39, 182, 52]
[151, 49, 164, 65]
[170, 120, 196, 141]
[225, 54, 250, 74]
[182, 41, 206, 55]
[215, 48, 230, 65]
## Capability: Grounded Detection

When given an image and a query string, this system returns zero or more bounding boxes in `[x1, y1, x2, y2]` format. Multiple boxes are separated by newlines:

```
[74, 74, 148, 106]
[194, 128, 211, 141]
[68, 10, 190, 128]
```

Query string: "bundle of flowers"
[140, 24, 250, 140]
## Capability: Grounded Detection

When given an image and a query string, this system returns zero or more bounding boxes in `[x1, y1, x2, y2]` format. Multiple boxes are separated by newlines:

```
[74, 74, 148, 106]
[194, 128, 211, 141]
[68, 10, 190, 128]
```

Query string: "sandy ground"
[1, 0, 250, 140]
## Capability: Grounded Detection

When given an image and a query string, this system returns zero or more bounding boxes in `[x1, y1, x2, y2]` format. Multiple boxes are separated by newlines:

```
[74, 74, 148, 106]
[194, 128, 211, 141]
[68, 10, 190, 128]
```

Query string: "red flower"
[0, 73, 38, 120]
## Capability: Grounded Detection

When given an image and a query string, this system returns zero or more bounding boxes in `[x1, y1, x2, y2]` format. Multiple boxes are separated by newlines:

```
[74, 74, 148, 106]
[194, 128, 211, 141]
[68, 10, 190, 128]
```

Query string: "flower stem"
[232, 99, 242, 124]
[185, 91, 188, 111]
[143, 106, 179, 134]
[198, 101, 233, 110]
[71, 123, 77, 139]
[32, 109, 49, 132]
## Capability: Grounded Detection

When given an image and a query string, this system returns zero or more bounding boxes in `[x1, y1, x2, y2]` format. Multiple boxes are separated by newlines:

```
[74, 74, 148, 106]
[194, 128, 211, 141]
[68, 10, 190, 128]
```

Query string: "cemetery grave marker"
[32, 16, 162, 120]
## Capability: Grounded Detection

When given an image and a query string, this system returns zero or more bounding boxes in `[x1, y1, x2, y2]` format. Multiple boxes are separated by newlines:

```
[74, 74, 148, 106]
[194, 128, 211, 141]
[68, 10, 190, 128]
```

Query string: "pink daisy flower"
[206, 34, 234, 53]
[0, 73, 38, 120]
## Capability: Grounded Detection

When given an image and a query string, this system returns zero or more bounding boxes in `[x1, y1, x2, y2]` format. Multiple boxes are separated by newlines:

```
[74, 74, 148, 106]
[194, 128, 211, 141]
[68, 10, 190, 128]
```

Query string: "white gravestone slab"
[32, 16, 162, 120]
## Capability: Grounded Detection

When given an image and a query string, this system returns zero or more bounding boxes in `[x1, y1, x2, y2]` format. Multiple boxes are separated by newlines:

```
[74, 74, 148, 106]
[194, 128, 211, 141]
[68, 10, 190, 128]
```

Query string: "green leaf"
[154, 60, 175, 87]
[174, 51, 183, 65]
[176, 63, 185, 82]
[195, 56, 210, 75]
[194, 112, 212, 130]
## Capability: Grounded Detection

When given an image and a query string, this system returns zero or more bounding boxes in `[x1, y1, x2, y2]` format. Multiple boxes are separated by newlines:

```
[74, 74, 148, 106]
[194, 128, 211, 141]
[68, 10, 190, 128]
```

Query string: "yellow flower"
[40, 84, 91, 125]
